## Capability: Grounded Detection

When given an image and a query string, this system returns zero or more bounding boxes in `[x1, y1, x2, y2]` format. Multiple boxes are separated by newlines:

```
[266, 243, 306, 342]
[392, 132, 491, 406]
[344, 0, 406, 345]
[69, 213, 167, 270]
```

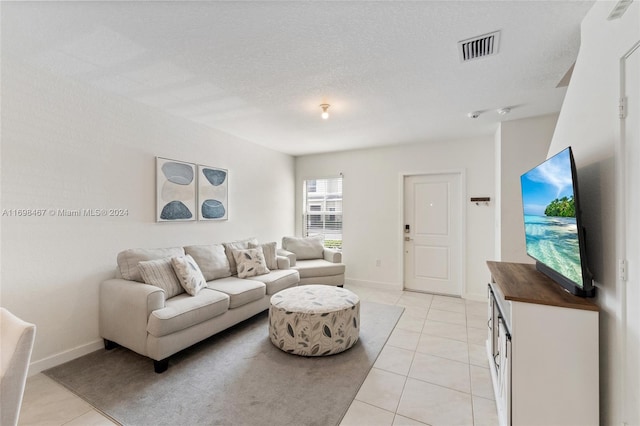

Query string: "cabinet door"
[497, 317, 511, 423]
[488, 290, 495, 355]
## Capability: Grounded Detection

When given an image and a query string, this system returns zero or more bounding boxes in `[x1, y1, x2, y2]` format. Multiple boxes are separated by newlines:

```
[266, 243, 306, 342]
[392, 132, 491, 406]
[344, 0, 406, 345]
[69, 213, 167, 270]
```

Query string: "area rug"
[45, 301, 403, 426]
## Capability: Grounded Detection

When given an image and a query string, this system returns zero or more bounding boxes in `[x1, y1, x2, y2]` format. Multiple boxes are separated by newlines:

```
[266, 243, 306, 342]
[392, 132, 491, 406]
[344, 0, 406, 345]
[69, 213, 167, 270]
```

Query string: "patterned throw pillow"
[232, 247, 270, 278]
[223, 237, 259, 275]
[248, 241, 278, 270]
[138, 257, 184, 298]
[171, 255, 207, 296]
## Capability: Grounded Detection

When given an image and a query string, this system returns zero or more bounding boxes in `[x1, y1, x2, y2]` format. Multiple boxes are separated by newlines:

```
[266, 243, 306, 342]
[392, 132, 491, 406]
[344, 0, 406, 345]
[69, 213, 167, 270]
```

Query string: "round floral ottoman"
[269, 285, 360, 356]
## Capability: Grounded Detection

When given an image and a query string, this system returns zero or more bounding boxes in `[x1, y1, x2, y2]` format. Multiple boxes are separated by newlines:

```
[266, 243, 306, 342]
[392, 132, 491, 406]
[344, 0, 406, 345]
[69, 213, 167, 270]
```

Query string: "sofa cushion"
[293, 259, 346, 278]
[282, 235, 324, 260]
[138, 257, 185, 298]
[233, 247, 270, 278]
[147, 289, 230, 337]
[249, 269, 300, 295]
[207, 277, 266, 309]
[184, 244, 232, 280]
[223, 238, 258, 275]
[171, 255, 207, 296]
[249, 241, 278, 270]
[117, 247, 185, 282]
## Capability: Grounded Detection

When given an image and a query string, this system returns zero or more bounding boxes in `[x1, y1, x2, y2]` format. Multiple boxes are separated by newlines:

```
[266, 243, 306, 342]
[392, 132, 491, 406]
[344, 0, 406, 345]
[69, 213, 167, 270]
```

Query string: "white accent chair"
[279, 236, 346, 286]
[1, 308, 36, 426]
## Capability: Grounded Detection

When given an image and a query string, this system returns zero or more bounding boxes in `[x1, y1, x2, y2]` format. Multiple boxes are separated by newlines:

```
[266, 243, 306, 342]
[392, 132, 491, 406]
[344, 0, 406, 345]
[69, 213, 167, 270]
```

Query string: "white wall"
[0, 57, 295, 372]
[493, 129, 502, 261]
[495, 114, 557, 263]
[548, 1, 639, 424]
[295, 137, 495, 300]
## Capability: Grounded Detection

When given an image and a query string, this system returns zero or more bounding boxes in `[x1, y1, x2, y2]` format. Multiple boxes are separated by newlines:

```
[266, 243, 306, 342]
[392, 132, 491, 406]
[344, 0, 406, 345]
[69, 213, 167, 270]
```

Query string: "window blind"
[303, 177, 343, 249]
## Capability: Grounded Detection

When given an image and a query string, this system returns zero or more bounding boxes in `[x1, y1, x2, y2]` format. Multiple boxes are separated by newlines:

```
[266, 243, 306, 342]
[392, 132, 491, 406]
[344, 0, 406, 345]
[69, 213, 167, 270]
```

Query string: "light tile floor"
[18, 284, 498, 426]
[340, 284, 498, 426]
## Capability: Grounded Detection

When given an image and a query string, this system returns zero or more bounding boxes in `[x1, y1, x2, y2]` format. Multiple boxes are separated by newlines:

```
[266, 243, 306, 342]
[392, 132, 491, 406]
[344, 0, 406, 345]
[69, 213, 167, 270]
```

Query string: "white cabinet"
[486, 261, 599, 426]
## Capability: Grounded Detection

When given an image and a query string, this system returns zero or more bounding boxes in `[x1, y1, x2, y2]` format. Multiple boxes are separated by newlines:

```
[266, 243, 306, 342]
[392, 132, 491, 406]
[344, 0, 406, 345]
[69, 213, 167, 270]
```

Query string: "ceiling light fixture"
[467, 111, 481, 119]
[497, 107, 511, 115]
[320, 104, 330, 120]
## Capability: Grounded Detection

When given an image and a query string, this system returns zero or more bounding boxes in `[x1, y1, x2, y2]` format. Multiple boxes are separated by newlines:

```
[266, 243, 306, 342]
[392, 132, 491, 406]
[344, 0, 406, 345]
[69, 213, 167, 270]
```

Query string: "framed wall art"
[156, 157, 197, 222]
[198, 165, 228, 221]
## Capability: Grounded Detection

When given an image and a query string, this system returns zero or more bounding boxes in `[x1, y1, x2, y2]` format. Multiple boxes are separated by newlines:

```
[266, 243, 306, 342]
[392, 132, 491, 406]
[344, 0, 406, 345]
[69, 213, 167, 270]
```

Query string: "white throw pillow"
[171, 255, 207, 296]
[138, 257, 184, 298]
[118, 247, 185, 282]
[223, 237, 258, 275]
[249, 241, 278, 270]
[232, 247, 270, 278]
[282, 235, 324, 260]
[184, 244, 232, 281]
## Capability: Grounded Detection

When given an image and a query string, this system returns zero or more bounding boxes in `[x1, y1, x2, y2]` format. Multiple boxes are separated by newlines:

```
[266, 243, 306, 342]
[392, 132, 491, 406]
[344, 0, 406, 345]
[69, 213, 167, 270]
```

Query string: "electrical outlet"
[376, 259, 381, 267]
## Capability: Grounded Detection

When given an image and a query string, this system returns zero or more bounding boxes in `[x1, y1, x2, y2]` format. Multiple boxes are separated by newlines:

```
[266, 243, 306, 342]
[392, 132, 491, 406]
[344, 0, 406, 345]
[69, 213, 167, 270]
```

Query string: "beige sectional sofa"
[278, 236, 346, 286]
[99, 239, 299, 373]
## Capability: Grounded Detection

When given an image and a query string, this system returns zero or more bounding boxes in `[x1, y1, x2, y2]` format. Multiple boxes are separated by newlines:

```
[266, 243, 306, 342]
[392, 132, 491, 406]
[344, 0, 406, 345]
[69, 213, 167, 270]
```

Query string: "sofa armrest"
[277, 249, 296, 267]
[99, 278, 165, 356]
[323, 248, 342, 263]
[276, 255, 291, 269]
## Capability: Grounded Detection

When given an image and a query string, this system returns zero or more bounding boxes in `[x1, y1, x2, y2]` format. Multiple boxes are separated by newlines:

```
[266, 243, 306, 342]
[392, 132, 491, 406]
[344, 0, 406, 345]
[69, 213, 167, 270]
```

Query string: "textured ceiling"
[2, 1, 595, 156]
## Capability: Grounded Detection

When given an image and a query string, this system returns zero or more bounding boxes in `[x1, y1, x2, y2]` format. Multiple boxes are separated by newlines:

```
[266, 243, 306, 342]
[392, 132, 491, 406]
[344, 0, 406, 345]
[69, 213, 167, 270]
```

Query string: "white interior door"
[623, 42, 640, 426]
[403, 173, 462, 295]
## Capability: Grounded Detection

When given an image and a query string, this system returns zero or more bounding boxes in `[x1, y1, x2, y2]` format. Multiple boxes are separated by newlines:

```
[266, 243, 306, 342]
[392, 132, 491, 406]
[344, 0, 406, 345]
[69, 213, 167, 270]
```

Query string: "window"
[303, 177, 343, 249]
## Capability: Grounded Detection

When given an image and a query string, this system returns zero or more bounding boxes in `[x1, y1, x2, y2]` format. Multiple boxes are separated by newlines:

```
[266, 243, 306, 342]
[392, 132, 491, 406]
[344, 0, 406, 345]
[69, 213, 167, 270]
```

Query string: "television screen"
[520, 147, 594, 296]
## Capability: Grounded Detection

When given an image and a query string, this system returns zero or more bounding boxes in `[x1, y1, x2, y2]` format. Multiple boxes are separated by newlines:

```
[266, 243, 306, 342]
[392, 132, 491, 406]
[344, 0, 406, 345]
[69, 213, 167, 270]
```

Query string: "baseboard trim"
[464, 292, 489, 302]
[29, 339, 104, 376]
[345, 278, 403, 291]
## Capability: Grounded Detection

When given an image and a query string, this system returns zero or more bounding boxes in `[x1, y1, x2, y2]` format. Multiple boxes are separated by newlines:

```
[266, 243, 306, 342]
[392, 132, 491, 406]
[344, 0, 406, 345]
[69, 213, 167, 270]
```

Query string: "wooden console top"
[487, 261, 599, 312]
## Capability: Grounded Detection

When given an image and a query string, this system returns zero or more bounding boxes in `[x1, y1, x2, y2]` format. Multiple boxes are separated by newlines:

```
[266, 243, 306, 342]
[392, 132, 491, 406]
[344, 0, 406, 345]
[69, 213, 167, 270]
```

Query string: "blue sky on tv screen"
[521, 148, 574, 216]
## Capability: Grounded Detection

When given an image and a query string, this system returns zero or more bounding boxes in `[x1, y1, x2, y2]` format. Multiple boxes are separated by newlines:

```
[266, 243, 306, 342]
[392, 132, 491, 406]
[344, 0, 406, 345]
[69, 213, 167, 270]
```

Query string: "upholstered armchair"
[279, 236, 346, 286]
[1, 308, 36, 426]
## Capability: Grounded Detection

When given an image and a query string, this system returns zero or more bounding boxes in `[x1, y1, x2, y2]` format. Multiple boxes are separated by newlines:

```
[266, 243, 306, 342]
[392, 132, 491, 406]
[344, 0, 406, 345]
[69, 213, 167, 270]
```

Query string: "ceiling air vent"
[458, 31, 501, 62]
[607, 0, 633, 20]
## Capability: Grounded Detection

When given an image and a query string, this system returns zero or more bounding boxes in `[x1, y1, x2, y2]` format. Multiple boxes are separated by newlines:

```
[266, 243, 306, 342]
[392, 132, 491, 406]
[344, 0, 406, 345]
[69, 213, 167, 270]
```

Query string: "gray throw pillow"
[184, 244, 232, 281]
[282, 235, 324, 260]
[117, 247, 185, 282]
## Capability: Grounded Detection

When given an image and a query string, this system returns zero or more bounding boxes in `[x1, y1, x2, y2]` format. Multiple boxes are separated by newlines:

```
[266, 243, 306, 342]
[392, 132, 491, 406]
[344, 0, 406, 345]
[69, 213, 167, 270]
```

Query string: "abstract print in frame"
[198, 165, 228, 220]
[156, 157, 196, 222]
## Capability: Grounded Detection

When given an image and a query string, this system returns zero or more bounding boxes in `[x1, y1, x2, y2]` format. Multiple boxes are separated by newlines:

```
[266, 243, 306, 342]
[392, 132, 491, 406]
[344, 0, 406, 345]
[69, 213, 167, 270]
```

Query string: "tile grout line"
[465, 300, 477, 425]
[389, 300, 424, 425]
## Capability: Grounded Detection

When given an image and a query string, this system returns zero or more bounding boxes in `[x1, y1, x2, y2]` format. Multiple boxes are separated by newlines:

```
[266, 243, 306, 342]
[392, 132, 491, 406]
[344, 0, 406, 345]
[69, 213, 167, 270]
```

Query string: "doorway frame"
[617, 39, 640, 426]
[398, 169, 467, 296]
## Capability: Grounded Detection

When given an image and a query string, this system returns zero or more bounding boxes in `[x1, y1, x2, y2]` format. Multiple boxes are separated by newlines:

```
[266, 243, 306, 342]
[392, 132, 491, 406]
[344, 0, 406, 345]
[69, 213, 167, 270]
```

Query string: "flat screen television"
[520, 146, 595, 297]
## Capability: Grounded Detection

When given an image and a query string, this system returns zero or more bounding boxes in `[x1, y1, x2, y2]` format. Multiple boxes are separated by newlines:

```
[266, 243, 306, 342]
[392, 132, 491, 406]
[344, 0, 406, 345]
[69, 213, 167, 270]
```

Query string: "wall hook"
[470, 197, 491, 206]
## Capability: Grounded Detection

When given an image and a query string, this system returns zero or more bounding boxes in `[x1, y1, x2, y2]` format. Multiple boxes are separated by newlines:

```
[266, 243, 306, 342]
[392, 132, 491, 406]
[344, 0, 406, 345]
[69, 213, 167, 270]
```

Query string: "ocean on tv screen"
[521, 149, 584, 287]
[523, 215, 583, 287]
